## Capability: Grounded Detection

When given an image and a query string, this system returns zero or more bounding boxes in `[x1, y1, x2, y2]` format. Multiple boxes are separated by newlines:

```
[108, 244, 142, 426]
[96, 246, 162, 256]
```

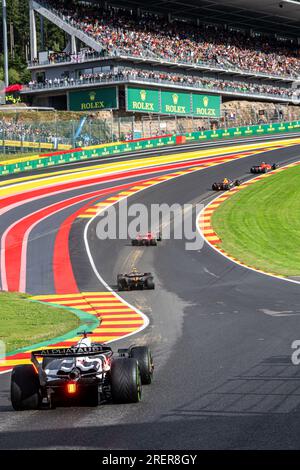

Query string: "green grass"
[212, 165, 300, 277]
[0, 292, 80, 353]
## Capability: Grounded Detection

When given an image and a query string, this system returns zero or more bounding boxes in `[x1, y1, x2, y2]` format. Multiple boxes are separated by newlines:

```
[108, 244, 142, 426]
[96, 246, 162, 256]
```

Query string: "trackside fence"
[0, 120, 299, 176]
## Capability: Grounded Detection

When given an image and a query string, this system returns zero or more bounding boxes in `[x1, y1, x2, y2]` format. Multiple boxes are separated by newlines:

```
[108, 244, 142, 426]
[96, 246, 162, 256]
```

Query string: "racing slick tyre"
[131, 240, 138, 246]
[212, 183, 218, 191]
[150, 239, 157, 246]
[235, 180, 241, 186]
[130, 347, 154, 385]
[272, 163, 279, 170]
[117, 275, 124, 291]
[146, 278, 155, 290]
[11, 365, 41, 410]
[110, 358, 142, 403]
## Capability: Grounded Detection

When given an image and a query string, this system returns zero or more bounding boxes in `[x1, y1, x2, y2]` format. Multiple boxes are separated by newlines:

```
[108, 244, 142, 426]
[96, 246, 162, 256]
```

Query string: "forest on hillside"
[0, 0, 66, 84]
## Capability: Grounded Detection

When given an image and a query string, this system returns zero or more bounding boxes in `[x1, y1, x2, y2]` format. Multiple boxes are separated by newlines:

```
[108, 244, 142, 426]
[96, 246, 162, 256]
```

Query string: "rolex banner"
[126, 87, 160, 113]
[161, 90, 191, 115]
[192, 94, 221, 118]
[69, 87, 118, 111]
[126, 86, 221, 118]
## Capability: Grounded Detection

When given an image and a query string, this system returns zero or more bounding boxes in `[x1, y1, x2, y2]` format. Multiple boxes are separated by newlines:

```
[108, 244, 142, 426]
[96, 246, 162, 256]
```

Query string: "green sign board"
[69, 87, 118, 111]
[1, 120, 300, 177]
[126, 86, 221, 118]
[161, 90, 191, 115]
[192, 94, 221, 118]
[126, 87, 160, 113]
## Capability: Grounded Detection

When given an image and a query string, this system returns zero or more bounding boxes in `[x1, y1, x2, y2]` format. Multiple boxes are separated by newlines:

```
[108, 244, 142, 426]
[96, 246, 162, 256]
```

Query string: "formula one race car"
[131, 232, 162, 246]
[10, 333, 154, 410]
[117, 269, 155, 291]
[250, 162, 279, 174]
[212, 179, 241, 191]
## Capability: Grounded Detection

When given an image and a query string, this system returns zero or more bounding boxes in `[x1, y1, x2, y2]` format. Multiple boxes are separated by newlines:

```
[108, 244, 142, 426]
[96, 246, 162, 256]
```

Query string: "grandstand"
[22, 0, 300, 117]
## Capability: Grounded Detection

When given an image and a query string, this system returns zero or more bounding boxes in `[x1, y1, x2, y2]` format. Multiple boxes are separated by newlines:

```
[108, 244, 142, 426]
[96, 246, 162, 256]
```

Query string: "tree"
[0, 1, 66, 84]
[8, 67, 20, 84]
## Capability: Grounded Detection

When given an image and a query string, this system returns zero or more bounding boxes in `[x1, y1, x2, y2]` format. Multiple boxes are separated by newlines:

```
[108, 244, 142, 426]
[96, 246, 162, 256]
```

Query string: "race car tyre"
[150, 239, 157, 246]
[272, 163, 279, 170]
[11, 364, 41, 410]
[212, 183, 217, 190]
[146, 279, 155, 290]
[131, 240, 138, 246]
[130, 347, 153, 385]
[235, 180, 241, 186]
[117, 275, 124, 291]
[110, 358, 142, 403]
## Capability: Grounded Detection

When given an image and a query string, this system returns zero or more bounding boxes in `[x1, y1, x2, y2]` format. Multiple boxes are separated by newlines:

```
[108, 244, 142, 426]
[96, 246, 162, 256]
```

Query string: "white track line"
[196, 162, 300, 286]
[22, 131, 300, 172]
[1, 143, 296, 373]
[83, 160, 249, 343]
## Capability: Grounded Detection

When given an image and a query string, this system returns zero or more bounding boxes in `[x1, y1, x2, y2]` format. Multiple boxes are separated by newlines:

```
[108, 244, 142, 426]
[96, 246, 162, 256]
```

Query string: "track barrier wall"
[0, 120, 299, 176]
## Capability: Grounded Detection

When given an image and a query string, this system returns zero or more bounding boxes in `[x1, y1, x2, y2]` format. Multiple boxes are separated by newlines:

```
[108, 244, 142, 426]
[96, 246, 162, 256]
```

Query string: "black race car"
[131, 232, 162, 246]
[117, 270, 155, 291]
[212, 179, 241, 191]
[250, 162, 279, 174]
[10, 333, 154, 410]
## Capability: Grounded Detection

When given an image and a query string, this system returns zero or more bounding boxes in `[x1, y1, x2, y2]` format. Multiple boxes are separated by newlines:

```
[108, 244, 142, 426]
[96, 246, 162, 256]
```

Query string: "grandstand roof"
[104, 0, 300, 38]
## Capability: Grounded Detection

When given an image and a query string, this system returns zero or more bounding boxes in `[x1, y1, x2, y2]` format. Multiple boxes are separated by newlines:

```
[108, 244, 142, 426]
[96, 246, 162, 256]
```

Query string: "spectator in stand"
[0, 119, 65, 144]
[43, 0, 300, 78]
[27, 67, 295, 99]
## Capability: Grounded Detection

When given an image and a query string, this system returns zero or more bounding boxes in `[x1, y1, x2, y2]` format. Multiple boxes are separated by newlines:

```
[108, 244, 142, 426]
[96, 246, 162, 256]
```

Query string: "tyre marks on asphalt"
[0, 142, 288, 374]
[75, 149, 267, 220]
[0, 149, 261, 293]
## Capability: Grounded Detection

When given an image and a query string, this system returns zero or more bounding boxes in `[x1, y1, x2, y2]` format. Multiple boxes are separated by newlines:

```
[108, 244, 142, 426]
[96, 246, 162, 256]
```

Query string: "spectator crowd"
[0, 119, 67, 144]
[27, 68, 294, 100]
[43, 0, 300, 78]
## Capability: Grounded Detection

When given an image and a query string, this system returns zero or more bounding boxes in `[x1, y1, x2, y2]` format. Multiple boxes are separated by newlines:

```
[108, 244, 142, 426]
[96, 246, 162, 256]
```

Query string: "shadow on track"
[2, 355, 300, 449]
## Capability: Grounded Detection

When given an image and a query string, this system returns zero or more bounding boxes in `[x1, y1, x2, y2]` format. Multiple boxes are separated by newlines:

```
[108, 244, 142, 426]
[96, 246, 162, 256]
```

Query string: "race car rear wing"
[31, 345, 112, 360]
[123, 272, 152, 278]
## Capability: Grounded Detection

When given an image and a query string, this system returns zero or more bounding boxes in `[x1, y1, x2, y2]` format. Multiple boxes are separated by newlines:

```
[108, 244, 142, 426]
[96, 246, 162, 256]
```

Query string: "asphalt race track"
[1, 136, 300, 449]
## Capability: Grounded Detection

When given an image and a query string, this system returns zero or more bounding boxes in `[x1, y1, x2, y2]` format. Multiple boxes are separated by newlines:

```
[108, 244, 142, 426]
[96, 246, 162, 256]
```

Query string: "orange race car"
[212, 178, 241, 191]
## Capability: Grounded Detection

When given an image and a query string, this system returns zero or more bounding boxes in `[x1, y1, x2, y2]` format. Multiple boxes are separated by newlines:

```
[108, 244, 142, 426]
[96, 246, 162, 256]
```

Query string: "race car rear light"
[67, 383, 77, 394]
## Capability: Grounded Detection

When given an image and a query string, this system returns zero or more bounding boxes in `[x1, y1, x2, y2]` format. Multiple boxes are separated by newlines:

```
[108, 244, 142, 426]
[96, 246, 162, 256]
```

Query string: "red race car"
[131, 232, 162, 246]
[250, 162, 279, 174]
